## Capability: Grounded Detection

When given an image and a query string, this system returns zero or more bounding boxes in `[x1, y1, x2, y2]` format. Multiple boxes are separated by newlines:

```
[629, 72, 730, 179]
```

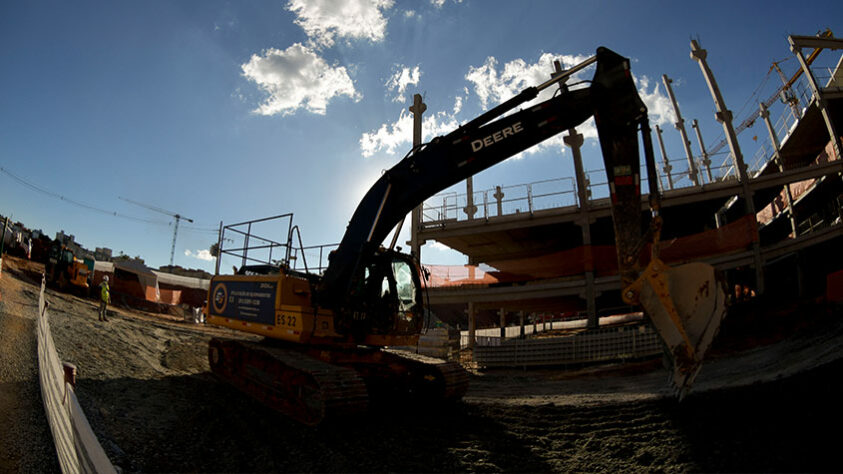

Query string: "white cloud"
[241, 43, 360, 116]
[430, 0, 463, 7]
[386, 65, 421, 103]
[361, 52, 675, 160]
[360, 109, 414, 157]
[464, 53, 594, 157]
[185, 249, 214, 262]
[287, 0, 394, 48]
[465, 53, 592, 110]
[359, 96, 463, 157]
[464, 53, 675, 154]
[635, 75, 676, 127]
[452, 95, 463, 115]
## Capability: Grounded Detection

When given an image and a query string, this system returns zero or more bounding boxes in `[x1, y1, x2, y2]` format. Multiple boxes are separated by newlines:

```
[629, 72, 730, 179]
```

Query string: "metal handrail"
[287, 225, 309, 273]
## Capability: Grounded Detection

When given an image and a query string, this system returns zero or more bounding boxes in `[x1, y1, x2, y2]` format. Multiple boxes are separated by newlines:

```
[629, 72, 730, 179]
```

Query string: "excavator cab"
[349, 250, 424, 340]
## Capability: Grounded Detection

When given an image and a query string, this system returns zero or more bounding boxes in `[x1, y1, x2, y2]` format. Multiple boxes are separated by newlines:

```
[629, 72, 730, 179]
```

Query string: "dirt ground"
[2, 255, 843, 473]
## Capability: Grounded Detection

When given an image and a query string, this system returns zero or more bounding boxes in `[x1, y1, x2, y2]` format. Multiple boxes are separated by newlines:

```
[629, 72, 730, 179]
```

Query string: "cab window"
[391, 259, 416, 312]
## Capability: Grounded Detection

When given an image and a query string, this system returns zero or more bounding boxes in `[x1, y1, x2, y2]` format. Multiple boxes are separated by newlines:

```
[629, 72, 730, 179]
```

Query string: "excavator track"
[380, 349, 470, 402]
[208, 338, 368, 426]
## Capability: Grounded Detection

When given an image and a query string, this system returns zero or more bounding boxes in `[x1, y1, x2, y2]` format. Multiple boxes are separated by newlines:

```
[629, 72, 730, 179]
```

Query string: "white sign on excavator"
[471, 121, 525, 152]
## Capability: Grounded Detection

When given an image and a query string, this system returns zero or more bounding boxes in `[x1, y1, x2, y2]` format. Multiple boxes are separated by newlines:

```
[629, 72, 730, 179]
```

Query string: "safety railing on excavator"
[214, 213, 295, 274]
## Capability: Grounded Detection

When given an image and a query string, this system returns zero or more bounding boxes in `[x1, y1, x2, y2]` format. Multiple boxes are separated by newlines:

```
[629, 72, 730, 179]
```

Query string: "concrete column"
[464, 177, 477, 220]
[771, 61, 803, 123]
[409, 94, 426, 259]
[663, 74, 700, 186]
[467, 301, 476, 349]
[760, 102, 798, 237]
[654, 125, 673, 190]
[519, 310, 525, 338]
[493, 186, 504, 217]
[789, 35, 843, 161]
[565, 128, 598, 329]
[691, 119, 714, 183]
[691, 39, 765, 294]
[499, 308, 506, 339]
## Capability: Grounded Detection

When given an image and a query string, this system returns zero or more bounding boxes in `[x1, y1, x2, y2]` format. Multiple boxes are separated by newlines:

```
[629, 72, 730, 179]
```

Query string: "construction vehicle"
[207, 47, 728, 425]
[46, 242, 91, 294]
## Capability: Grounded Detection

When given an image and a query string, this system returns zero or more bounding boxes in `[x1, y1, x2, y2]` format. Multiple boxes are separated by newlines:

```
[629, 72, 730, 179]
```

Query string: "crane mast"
[119, 197, 194, 267]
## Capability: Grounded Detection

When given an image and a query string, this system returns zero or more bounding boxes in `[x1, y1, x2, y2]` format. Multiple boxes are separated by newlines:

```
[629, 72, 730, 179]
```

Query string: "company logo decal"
[212, 283, 228, 314]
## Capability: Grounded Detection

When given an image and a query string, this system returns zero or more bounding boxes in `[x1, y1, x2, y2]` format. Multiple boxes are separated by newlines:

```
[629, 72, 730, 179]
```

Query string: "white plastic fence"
[473, 323, 663, 368]
[37, 279, 116, 474]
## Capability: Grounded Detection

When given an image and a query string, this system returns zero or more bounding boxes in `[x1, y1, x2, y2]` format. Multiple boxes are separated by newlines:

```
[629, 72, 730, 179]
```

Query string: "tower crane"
[119, 197, 194, 267]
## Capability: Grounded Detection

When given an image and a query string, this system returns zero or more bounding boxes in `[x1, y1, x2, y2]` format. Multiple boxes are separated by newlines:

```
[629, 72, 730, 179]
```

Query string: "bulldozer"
[206, 47, 728, 425]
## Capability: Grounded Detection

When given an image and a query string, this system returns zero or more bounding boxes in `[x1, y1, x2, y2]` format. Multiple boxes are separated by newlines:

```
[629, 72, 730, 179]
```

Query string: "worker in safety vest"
[99, 275, 110, 322]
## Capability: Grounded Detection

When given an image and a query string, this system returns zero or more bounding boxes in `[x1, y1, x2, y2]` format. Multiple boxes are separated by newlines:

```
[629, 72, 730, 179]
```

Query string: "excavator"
[206, 47, 728, 425]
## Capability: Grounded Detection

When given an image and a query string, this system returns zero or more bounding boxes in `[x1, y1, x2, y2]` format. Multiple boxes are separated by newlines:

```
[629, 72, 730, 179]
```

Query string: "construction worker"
[99, 275, 110, 322]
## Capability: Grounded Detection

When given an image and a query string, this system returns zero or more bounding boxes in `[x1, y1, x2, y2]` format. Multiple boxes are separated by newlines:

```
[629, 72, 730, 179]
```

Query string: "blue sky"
[1, 0, 840, 273]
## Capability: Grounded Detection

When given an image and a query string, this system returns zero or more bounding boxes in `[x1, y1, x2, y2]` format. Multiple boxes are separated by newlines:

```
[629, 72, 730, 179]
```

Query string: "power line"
[0, 165, 217, 232]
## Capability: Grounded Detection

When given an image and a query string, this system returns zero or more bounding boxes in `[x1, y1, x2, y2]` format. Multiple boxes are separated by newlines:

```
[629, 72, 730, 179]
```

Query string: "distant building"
[55, 230, 74, 245]
[158, 264, 212, 279]
[113, 254, 145, 265]
[95, 247, 113, 262]
[55, 230, 85, 258]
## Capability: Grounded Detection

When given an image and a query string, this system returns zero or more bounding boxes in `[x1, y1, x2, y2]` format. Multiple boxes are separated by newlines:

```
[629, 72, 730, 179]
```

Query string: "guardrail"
[37, 278, 116, 474]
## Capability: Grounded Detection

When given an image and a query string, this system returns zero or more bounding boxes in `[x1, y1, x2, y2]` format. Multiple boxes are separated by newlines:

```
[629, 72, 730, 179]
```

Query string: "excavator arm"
[319, 48, 621, 307]
[318, 47, 727, 395]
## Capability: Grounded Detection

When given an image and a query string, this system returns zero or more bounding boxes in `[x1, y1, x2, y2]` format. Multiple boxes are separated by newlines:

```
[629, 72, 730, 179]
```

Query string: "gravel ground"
[0, 264, 60, 473]
[3, 255, 843, 473]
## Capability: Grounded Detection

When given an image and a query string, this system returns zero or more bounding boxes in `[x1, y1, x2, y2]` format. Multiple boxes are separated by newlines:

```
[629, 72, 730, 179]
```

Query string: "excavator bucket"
[635, 259, 727, 398]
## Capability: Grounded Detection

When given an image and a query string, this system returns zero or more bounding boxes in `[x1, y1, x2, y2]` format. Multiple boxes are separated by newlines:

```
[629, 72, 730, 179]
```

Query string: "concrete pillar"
[519, 310, 525, 338]
[691, 119, 714, 184]
[494, 186, 504, 217]
[760, 102, 798, 237]
[654, 125, 674, 190]
[499, 308, 506, 339]
[409, 93, 426, 259]
[771, 61, 803, 124]
[464, 176, 477, 220]
[789, 35, 843, 161]
[565, 128, 598, 329]
[467, 301, 476, 349]
[662, 74, 700, 186]
[691, 39, 765, 294]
